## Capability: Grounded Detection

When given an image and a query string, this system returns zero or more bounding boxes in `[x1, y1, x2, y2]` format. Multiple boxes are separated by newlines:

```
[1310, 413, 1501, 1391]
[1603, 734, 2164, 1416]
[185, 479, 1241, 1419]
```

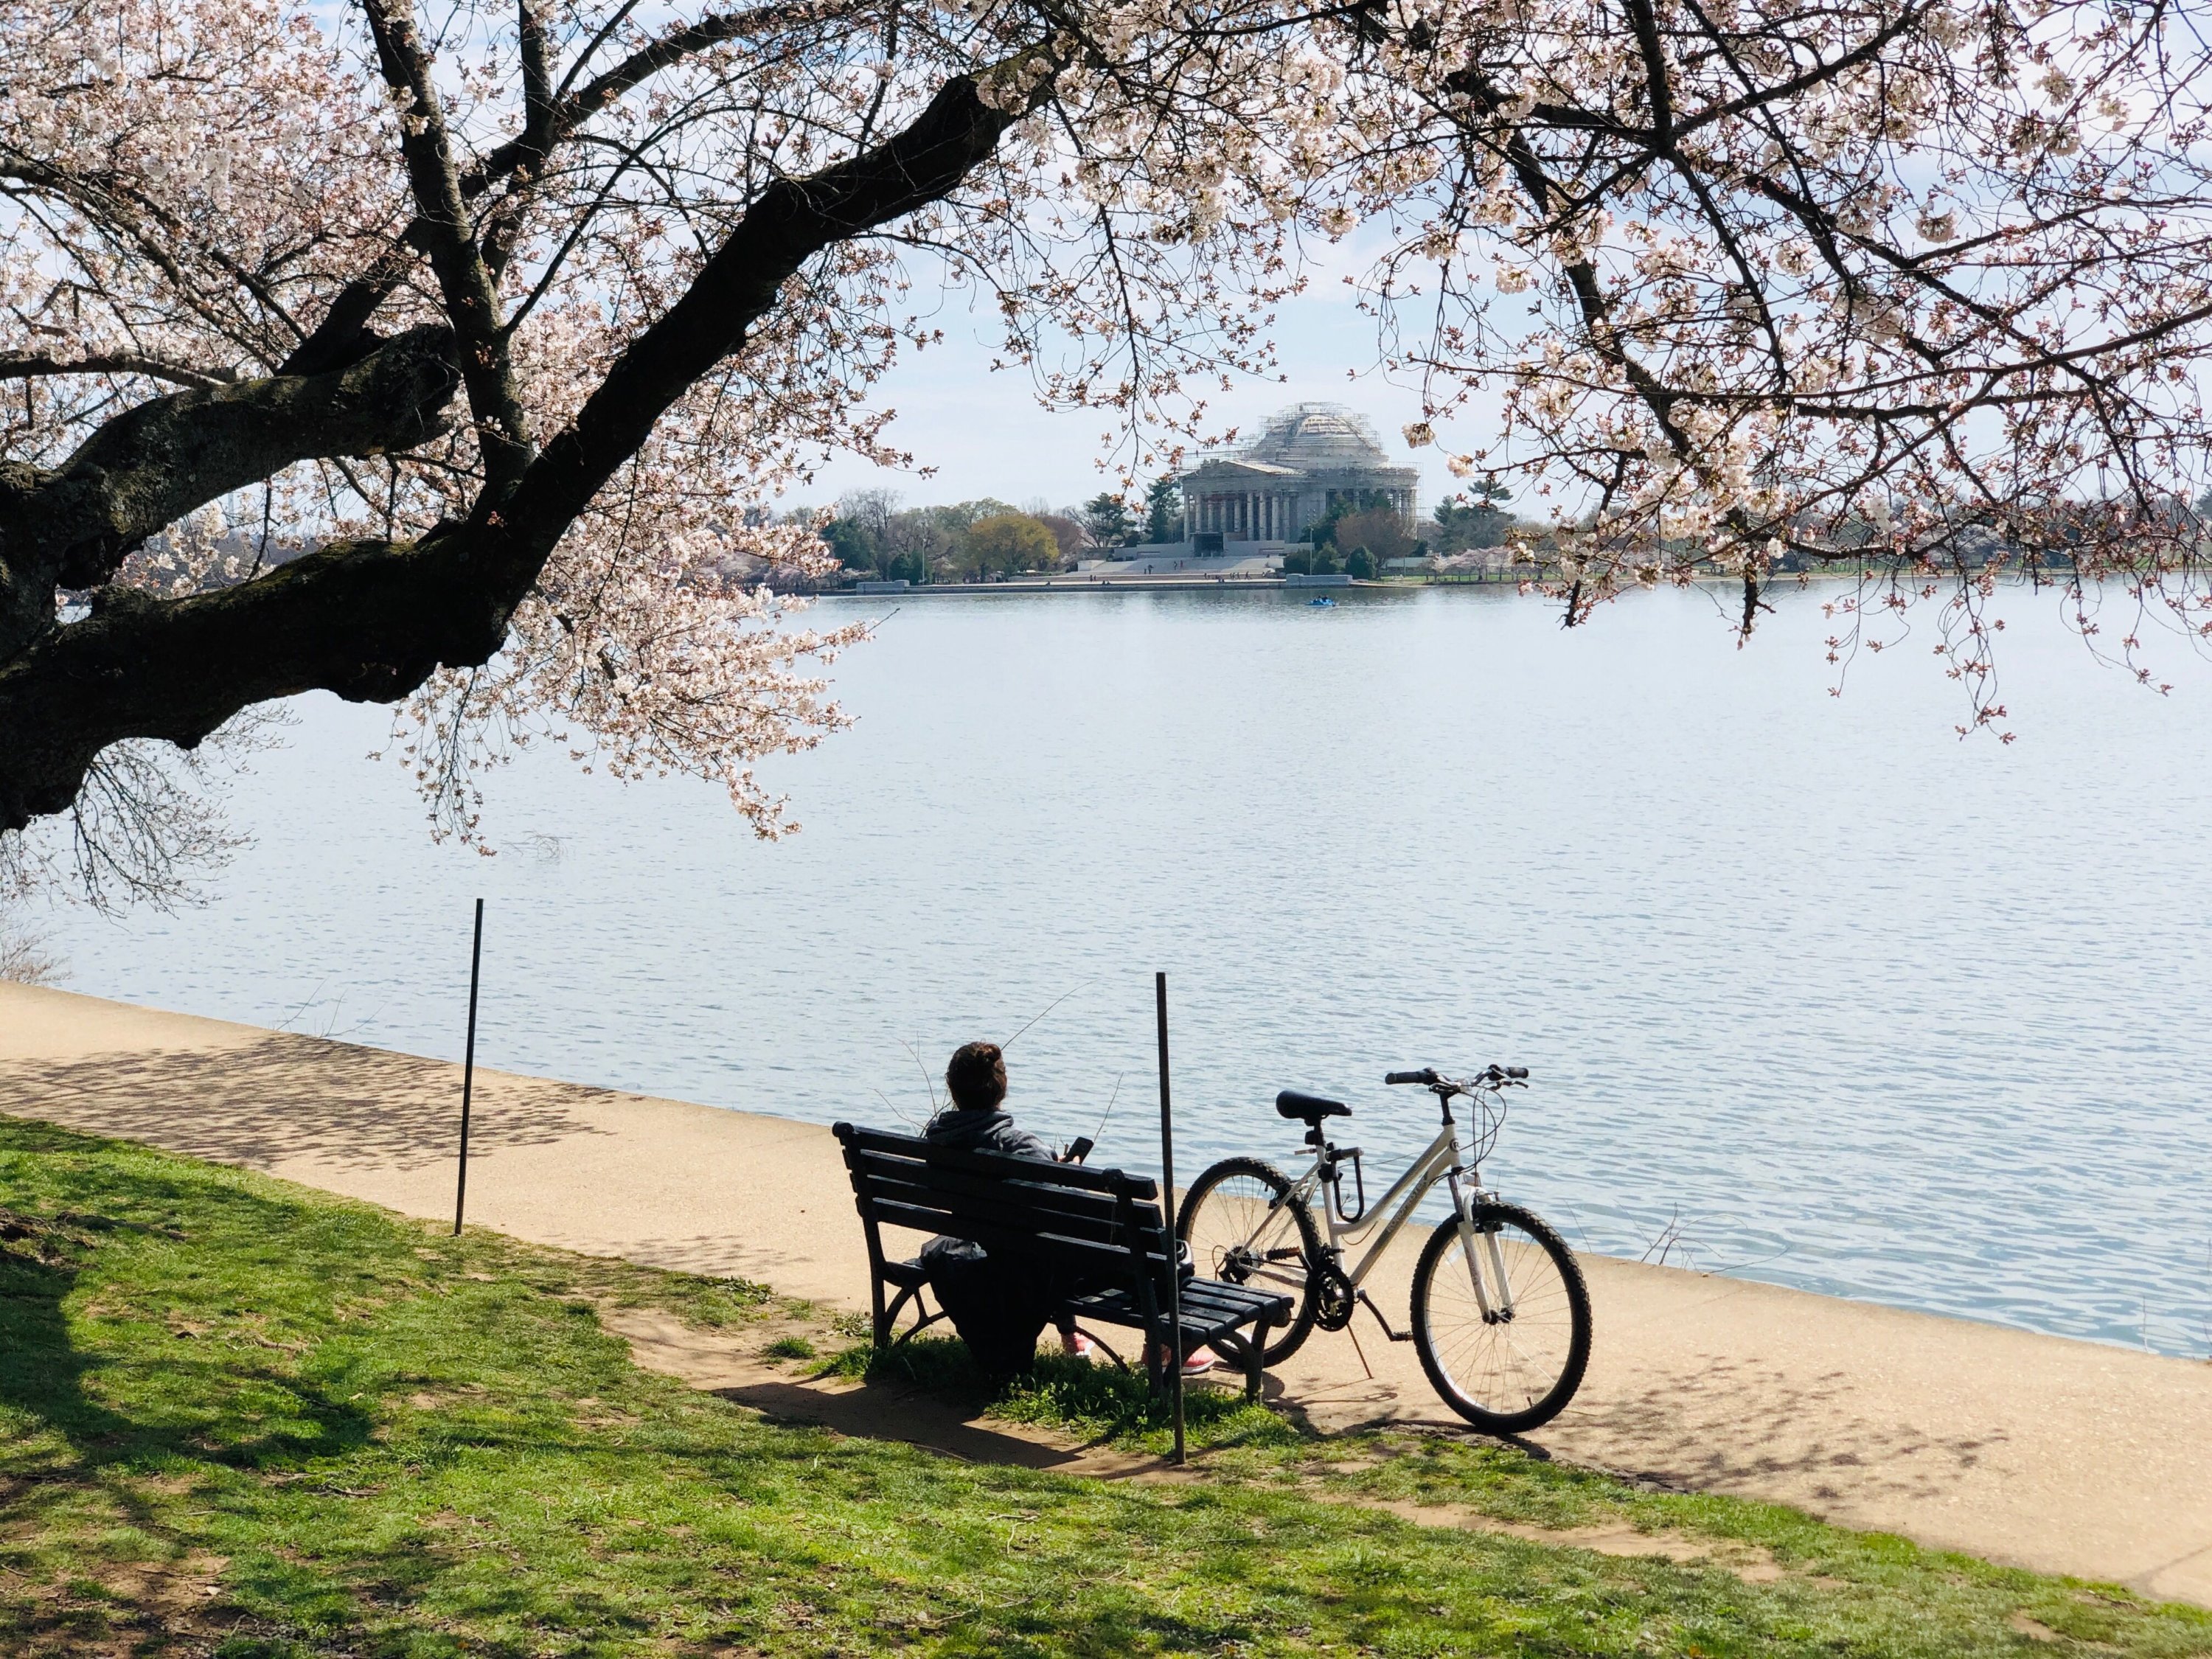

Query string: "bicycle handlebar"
[1384, 1065, 1529, 1088]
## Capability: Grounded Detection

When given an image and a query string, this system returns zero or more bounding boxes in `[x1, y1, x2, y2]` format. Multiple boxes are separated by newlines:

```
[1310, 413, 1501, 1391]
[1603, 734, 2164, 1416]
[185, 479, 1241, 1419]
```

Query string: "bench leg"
[1243, 1321, 1270, 1402]
[870, 1276, 892, 1350]
[1068, 1326, 1132, 1372]
[883, 1283, 930, 1346]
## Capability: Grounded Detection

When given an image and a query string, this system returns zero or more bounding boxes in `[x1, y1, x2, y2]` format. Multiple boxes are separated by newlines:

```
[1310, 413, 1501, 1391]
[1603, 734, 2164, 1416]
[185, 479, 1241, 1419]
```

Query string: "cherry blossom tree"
[0, 0, 1321, 894]
[5, 0, 2212, 898]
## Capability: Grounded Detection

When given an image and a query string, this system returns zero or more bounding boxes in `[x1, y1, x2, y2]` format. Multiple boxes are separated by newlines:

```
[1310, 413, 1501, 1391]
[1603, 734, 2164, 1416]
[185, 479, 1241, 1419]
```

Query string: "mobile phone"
[1064, 1136, 1095, 1164]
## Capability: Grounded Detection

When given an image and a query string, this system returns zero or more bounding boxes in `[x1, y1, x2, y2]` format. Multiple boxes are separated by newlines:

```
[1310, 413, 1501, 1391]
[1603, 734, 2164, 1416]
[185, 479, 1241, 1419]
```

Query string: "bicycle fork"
[1447, 1168, 1517, 1324]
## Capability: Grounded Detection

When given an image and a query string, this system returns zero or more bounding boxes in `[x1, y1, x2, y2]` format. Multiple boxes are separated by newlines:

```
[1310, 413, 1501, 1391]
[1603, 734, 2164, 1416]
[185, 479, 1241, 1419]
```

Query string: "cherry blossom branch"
[503, 63, 1044, 560]
[358, 0, 533, 488]
[0, 352, 237, 391]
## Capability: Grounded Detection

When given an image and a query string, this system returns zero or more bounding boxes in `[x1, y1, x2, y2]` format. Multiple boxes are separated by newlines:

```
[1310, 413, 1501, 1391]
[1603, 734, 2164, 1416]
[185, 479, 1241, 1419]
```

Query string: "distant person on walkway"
[923, 1041, 1212, 1378]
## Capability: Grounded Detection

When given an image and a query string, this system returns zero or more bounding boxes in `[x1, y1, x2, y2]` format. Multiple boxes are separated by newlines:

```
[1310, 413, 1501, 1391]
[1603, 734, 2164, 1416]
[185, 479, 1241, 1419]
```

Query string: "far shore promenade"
[5, 981, 2208, 1607]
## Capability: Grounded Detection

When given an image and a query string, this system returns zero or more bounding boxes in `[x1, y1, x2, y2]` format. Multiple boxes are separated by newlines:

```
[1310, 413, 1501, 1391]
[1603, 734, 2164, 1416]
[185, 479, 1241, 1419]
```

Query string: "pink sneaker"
[1145, 1343, 1217, 1377]
[1061, 1331, 1099, 1363]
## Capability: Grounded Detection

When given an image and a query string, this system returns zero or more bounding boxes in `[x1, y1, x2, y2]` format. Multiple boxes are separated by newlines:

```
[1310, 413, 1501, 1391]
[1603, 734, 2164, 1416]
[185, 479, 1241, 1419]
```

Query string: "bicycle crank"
[1313, 1257, 1359, 1332]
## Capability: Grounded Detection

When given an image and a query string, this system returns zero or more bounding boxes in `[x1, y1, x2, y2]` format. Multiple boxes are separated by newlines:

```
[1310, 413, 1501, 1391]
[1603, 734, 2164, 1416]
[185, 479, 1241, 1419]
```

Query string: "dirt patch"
[0, 1552, 247, 1658]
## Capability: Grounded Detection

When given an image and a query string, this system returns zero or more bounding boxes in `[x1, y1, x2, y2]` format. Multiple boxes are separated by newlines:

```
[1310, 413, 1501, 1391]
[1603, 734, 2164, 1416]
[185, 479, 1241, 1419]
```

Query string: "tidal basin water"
[29, 583, 2212, 1356]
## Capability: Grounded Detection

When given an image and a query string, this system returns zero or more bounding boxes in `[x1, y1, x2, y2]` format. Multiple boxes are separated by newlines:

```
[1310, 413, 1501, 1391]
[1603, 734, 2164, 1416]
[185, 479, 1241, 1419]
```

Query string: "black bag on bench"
[919, 1236, 1055, 1382]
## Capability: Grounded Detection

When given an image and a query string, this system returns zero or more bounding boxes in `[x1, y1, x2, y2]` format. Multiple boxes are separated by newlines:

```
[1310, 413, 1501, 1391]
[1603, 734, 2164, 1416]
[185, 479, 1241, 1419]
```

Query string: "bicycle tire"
[1175, 1156, 1322, 1366]
[1410, 1202, 1590, 1434]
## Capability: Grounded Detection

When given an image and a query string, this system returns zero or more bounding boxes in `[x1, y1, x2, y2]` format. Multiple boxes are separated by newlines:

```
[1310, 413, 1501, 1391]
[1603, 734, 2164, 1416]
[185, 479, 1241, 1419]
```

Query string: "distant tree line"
[818, 491, 1074, 582]
[818, 479, 1186, 582]
[815, 477, 1518, 583]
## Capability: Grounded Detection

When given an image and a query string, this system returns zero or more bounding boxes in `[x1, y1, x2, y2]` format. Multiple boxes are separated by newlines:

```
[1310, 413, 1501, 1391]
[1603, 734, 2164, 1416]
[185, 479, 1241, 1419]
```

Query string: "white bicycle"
[1176, 1065, 1590, 1433]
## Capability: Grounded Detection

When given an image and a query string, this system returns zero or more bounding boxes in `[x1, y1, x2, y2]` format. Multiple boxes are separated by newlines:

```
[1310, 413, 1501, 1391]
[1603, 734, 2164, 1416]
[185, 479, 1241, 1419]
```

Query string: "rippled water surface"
[29, 585, 2212, 1354]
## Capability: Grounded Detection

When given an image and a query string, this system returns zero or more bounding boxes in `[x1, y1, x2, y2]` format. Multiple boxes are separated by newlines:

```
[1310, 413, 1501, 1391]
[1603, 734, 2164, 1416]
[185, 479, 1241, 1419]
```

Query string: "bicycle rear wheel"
[1410, 1203, 1590, 1434]
[1175, 1157, 1321, 1366]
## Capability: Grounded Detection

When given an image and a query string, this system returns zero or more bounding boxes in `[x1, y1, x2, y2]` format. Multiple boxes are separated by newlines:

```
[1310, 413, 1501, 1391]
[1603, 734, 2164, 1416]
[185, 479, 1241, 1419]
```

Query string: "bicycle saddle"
[1276, 1088, 1350, 1122]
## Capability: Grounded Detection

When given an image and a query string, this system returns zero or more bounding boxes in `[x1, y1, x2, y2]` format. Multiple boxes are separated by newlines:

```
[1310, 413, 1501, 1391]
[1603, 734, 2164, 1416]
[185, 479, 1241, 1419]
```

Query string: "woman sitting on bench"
[925, 1040, 1212, 1376]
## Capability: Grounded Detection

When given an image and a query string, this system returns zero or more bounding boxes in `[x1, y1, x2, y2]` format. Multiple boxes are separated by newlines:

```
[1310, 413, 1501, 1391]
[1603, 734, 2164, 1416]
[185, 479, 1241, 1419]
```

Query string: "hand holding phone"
[1063, 1135, 1095, 1164]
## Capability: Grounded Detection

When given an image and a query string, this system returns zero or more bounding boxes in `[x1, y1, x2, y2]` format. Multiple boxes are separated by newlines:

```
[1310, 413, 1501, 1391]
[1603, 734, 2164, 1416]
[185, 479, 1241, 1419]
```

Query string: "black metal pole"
[1155, 970, 1186, 1465]
[453, 898, 484, 1237]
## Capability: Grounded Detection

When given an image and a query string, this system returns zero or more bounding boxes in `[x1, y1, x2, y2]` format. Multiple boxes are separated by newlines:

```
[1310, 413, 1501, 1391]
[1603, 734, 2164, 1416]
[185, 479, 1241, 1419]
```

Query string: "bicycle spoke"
[1178, 1158, 1322, 1368]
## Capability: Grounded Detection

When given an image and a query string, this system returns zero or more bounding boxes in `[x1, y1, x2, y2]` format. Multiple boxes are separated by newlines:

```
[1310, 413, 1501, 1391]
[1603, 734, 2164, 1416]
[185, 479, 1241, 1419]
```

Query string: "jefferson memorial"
[1178, 403, 1419, 543]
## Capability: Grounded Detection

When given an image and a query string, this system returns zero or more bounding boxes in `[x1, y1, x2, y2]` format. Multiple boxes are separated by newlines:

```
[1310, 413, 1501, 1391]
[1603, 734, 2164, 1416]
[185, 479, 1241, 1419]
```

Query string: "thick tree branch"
[0, 533, 504, 832]
[0, 325, 459, 658]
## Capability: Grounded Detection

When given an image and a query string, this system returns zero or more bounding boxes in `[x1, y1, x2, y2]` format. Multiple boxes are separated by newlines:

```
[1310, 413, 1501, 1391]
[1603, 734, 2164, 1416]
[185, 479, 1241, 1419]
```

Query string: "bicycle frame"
[1285, 1104, 1520, 1320]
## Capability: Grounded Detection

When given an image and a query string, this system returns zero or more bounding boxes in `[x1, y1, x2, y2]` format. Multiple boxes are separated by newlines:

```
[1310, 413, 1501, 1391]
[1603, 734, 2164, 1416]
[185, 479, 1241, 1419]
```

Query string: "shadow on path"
[0, 1036, 610, 1173]
[1547, 1353, 2007, 1504]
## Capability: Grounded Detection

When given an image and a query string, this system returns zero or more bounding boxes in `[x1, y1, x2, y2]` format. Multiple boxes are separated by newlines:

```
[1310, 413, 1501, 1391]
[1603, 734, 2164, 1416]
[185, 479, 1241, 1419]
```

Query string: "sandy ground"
[4, 981, 2208, 1606]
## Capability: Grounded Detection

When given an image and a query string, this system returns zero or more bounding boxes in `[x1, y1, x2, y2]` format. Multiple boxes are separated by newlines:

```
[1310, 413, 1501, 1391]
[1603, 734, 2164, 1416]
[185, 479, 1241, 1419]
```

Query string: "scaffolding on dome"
[1233, 403, 1395, 472]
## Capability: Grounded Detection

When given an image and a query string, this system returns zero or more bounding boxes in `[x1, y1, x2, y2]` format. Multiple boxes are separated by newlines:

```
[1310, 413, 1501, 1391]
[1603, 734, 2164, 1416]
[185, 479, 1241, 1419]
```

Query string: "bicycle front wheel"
[1410, 1203, 1590, 1434]
[1176, 1156, 1321, 1366]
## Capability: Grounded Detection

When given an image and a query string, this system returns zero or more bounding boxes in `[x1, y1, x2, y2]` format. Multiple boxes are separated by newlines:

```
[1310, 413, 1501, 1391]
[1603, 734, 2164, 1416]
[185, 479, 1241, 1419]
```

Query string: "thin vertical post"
[453, 898, 484, 1237]
[1155, 970, 1186, 1466]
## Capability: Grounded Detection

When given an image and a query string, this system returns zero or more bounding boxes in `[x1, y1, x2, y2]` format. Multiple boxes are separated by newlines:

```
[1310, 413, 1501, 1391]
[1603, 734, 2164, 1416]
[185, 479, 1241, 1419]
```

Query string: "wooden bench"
[832, 1123, 1292, 1398]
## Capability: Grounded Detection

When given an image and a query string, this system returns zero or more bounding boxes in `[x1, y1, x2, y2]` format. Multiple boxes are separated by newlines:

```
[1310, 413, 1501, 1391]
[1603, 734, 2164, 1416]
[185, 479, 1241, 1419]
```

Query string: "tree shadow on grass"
[2, 1211, 380, 1464]
[0, 1141, 390, 1653]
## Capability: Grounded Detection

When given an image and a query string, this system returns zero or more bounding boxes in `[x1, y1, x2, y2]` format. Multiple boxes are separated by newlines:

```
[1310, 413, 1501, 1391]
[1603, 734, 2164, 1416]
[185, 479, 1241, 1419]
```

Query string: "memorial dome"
[1239, 404, 1395, 472]
[1175, 401, 1420, 547]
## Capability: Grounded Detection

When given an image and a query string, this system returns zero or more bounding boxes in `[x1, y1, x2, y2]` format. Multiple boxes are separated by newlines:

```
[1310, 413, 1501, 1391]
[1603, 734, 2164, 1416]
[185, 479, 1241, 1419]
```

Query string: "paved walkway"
[4, 982, 2208, 1606]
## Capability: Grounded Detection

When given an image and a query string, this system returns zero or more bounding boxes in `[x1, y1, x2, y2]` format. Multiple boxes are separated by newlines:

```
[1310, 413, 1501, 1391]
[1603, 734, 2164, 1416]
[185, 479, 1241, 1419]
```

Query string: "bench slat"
[1068, 1281, 1291, 1342]
[846, 1150, 1145, 1222]
[835, 1122, 1158, 1199]
[863, 1197, 1173, 1275]
[852, 1168, 1167, 1252]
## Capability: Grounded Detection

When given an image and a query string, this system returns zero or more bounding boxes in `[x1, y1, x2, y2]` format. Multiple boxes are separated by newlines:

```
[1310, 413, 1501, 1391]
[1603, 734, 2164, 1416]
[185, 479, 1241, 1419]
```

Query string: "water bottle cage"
[1323, 1145, 1368, 1225]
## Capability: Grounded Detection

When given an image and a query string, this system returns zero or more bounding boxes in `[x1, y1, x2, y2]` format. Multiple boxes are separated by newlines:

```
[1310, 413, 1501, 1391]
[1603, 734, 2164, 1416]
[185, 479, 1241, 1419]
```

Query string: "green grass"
[2, 1117, 2208, 1657]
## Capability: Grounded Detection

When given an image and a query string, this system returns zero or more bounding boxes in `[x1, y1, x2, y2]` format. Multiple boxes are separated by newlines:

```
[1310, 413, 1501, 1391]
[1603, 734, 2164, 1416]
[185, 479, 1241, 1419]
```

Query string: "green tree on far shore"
[1144, 477, 1182, 544]
[1083, 493, 1136, 547]
[1309, 490, 1399, 552]
[1432, 484, 1513, 552]
[959, 512, 1060, 578]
